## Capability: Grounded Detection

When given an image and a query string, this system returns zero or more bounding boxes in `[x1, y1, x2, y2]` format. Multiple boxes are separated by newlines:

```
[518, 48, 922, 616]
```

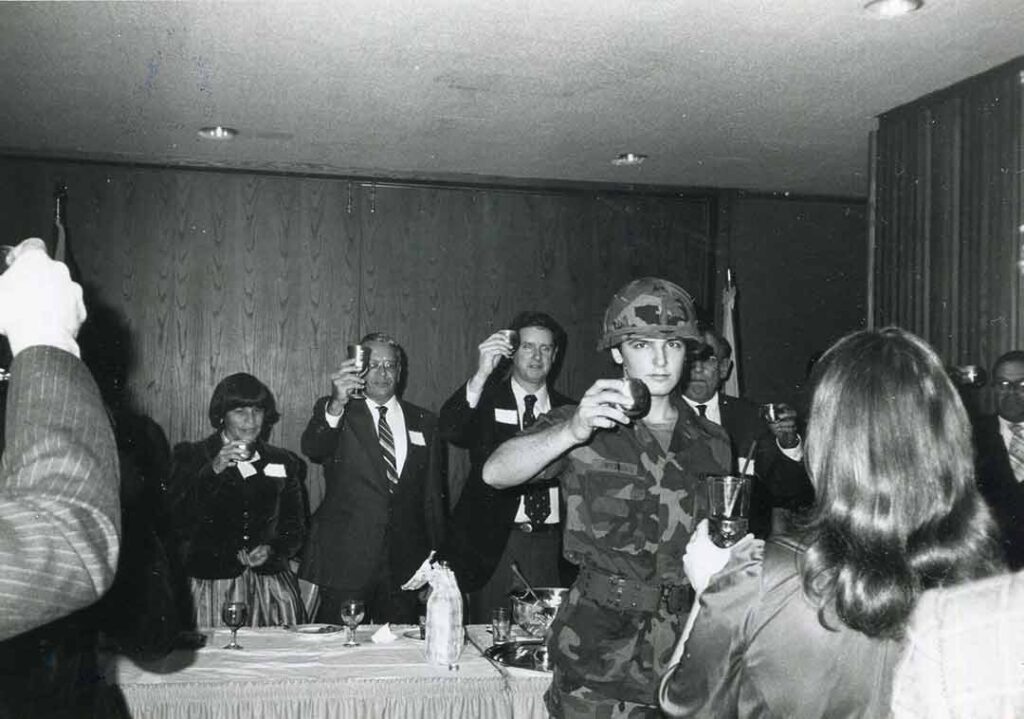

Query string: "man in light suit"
[891, 569, 1024, 718]
[681, 327, 813, 537]
[973, 350, 1024, 570]
[0, 238, 120, 716]
[299, 332, 446, 624]
[438, 311, 574, 624]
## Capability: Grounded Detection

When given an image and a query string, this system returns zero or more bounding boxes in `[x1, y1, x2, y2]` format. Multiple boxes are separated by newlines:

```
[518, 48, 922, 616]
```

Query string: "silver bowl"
[509, 587, 568, 637]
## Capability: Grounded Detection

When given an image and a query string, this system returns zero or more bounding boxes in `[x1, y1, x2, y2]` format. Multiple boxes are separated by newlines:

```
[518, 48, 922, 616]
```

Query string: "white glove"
[0, 238, 85, 357]
[682, 519, 734, 596]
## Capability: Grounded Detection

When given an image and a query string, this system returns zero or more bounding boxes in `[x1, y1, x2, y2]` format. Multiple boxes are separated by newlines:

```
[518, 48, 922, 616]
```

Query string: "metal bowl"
[509, 587, 568, 637]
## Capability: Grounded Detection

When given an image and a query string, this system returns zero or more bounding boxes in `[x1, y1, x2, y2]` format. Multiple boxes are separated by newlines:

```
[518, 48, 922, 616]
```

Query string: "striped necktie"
[377, 405, 399, 492]
[1009, 423, 1024, 483]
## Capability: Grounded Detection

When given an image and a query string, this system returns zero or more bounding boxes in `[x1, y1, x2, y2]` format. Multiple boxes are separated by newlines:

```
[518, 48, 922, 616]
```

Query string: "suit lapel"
[348, 400, 392, 493]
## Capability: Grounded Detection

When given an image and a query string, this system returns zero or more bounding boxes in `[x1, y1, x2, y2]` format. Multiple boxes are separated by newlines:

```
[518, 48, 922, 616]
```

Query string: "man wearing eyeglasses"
[973, 350, 1024, 569]
[437, 311, 575, 624]
[680, 327, 813, 537]
[299, 332, 447, 623]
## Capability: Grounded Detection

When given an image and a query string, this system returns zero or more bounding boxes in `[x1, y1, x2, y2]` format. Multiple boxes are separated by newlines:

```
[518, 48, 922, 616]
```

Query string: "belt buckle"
[516, 522, 534, 534]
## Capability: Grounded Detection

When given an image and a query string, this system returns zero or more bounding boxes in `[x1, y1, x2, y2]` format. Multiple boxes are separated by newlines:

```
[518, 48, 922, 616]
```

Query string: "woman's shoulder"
[259, 443, 306, 470]
[172, 435, 219, 460]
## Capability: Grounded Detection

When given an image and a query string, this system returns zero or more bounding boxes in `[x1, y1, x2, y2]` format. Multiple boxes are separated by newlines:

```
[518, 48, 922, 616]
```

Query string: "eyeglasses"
[368, 360, 398, 372]
[994, 378, 1024, 392]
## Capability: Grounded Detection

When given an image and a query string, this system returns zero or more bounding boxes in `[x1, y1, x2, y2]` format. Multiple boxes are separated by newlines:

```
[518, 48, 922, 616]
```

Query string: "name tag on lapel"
[494, 408, 519, 425]
[264, 463, 287, 477]
[409, 430, 426, 446]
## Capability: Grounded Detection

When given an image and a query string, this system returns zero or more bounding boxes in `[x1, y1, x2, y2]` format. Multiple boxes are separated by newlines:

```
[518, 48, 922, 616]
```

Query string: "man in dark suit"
[299, 332, 447, 624]
[681, 327, 813, 537]
[973, 350, 1024, 570]
[438, 311, 573, 623]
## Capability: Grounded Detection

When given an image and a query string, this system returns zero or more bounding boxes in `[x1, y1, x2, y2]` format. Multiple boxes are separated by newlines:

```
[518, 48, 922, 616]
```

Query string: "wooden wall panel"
[873, 57, 1023, 387]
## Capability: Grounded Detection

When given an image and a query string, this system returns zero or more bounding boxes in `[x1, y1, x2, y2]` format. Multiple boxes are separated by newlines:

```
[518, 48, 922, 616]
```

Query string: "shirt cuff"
[324, 407, 342, 428]
[465, 383, 483, 409]
[778, 437, 803, 462]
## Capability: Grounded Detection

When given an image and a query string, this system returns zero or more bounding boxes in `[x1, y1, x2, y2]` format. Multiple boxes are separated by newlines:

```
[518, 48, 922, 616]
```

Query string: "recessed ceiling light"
[197, 126, 239, 140]
[612, 152, 647, 167]
[863, 0, 923, 18]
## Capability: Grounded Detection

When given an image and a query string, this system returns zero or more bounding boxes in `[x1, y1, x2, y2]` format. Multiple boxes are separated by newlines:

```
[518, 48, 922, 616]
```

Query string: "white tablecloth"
[105, 625, 549, 719]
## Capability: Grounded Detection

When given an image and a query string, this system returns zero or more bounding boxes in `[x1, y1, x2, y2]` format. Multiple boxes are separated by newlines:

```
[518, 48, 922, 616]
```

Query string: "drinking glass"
[498, 329, 520, 355]
[759, 403, 780, 424]
[221, 601, 249, 650]
[346, 344, 372, 399]
[236, 440, 256, 461]
[491, 607, 511, 644]
[340, 598, 365, 647]
[707, 474, 751, 548]
[622, 378, 651, 420]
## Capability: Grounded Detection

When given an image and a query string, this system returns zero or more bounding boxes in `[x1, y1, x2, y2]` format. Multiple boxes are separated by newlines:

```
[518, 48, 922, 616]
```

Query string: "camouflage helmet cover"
[598, 277, 701, 350]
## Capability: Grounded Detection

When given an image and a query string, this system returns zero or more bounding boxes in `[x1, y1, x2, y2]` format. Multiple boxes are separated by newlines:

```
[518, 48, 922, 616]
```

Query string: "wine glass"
[221, 601, 249, 650]
[340, 598, 366, 647]
[347, 344, 371, 399]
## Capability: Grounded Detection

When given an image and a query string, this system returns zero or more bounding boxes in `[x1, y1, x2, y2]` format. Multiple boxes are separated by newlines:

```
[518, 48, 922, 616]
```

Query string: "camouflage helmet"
[598, 277, 701, 350]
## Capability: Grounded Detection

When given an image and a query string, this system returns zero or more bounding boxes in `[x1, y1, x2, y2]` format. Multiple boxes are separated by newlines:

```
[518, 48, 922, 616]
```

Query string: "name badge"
[237, 461, 258, 479]
[409, 430, 426, 446]
[494, 408, 519, 425]
[265, 463, 287, 477]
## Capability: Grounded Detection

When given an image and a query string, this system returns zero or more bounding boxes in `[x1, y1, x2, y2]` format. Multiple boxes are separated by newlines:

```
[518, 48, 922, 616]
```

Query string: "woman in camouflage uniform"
[484, 277, 732, 718]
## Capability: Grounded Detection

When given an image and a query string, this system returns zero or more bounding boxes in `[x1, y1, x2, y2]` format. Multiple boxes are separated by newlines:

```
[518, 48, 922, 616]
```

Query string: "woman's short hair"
[800, 326, 1002, 640]
[208, 373, 280, 429]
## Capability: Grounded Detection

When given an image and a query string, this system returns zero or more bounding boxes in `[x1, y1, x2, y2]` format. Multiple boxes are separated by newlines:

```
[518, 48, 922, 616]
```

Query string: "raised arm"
[0, 240, 120, 641]
[483, 379, 632, 488]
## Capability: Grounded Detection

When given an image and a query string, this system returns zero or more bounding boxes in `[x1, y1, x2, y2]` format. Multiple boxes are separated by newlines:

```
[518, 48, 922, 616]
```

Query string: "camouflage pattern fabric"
[526, 396, 732, 714]
[598, 277, 701, 350]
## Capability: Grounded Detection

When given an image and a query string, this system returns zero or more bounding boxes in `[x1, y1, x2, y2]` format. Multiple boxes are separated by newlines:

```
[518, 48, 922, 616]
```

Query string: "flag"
[722, 269, 740, 396]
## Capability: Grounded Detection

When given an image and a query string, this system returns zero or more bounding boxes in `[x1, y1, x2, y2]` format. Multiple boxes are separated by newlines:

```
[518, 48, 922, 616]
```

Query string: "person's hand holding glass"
[340, 598, 365, 647]
[759, 402, 800, 449]
[327, 346, 370, 414]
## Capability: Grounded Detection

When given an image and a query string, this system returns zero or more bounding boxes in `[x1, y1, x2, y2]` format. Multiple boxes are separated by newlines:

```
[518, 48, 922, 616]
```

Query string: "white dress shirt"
[326, 396, 409, 476]
[509, 378, 558, 524]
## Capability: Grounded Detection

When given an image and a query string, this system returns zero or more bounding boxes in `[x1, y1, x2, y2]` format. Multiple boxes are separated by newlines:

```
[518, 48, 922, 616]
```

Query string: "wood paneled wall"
[0, 159, 713, 458]
[872, 57, 1024, 375]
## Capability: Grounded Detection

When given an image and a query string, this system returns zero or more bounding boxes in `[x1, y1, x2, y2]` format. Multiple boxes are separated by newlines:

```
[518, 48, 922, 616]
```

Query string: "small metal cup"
[236, 440, 256, 461]
[346, 343, 372, 398]
[707, 474, 751, 548]
[759, 403, 780, 424]
[498, 329, 520, 354]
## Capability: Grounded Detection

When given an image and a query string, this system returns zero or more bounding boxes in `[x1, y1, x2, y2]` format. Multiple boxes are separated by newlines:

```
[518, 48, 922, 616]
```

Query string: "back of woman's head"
[801, 327, 1002, 639]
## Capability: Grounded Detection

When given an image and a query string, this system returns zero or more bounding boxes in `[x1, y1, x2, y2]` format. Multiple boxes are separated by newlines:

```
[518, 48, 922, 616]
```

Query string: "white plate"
[291, 624, 343, 634]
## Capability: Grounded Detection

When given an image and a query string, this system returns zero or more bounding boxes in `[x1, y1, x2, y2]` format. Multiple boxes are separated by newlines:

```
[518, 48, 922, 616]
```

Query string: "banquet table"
[103, 625, 549, 719]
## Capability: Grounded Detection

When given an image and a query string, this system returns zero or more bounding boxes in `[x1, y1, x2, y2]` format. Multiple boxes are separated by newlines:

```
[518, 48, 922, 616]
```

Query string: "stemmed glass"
[347, 344, 371, 399]
[221, 601, 249, 650]
[340, 598, 366, 647]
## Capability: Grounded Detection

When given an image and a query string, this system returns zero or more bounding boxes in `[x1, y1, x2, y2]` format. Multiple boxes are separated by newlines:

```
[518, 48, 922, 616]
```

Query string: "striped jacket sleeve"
[0, 345, 121, 641]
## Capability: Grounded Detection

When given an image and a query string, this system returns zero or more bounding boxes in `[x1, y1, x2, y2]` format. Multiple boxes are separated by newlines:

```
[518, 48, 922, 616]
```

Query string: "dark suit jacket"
[973, 415, 1024, 570]
[167, 435, 308, 578]
[299, 397, 447, 592]
[437, 376, 573, 591]
[716, 394, 814, 538]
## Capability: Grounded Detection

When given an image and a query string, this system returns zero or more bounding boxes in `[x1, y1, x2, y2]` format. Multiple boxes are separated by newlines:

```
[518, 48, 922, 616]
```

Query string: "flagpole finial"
[726, 268, 734, 287]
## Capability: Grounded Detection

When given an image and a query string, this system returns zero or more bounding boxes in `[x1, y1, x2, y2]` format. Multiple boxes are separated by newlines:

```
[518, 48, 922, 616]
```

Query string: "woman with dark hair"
[168, 373, 308, 627]
[660, 327, 1003, 718]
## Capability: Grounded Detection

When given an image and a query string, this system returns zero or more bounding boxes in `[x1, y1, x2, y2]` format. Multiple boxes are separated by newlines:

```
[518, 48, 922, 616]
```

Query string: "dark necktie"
[522, 395, 550, 524]
[696, 404, 708, 418]
[377, 405, 399, 492]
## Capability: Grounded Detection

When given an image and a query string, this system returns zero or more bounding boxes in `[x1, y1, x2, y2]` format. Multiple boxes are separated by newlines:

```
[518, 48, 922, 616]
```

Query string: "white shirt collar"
[682, 391, 721, 424]
[510, 377, 550, 427]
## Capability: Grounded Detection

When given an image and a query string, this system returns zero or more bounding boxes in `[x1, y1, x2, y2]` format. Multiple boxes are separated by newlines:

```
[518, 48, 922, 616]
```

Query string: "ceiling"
[1, 1, 1021, 198]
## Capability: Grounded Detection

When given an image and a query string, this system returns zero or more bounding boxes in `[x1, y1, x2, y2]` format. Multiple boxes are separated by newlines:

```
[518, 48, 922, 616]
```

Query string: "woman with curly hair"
[660, 327, 1004, 718]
